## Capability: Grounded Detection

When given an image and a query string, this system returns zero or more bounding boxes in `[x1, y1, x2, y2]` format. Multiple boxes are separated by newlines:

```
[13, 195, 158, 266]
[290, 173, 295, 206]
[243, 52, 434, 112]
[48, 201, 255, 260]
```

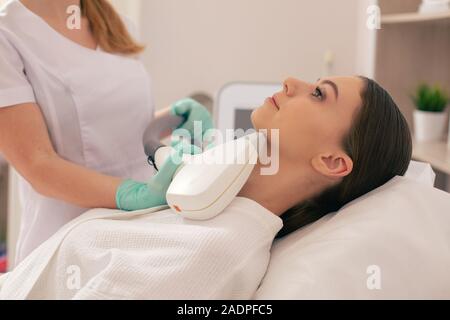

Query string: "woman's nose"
[283, 77, 310, 97]
[283, 78, 296, 97]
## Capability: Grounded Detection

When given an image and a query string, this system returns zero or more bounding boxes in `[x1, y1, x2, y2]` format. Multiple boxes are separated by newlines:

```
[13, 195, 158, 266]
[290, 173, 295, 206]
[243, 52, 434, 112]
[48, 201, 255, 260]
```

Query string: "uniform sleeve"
[0, 32, 36, 108]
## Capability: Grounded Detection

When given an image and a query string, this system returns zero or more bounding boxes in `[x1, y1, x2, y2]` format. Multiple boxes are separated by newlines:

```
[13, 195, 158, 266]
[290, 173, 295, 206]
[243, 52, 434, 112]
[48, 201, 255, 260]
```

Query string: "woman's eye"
[312, 87, 324, 100]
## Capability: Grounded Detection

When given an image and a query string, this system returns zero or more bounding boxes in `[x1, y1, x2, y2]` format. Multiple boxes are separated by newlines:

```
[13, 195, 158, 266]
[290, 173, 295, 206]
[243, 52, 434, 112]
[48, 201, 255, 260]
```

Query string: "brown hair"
[276, 77, 412, 238]
[80, 0, 144, 55]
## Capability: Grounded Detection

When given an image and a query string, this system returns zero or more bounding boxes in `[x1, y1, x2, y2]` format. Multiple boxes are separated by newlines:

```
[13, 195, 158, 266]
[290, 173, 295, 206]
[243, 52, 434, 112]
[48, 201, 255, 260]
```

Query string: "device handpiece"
[143, 113, 184, 170]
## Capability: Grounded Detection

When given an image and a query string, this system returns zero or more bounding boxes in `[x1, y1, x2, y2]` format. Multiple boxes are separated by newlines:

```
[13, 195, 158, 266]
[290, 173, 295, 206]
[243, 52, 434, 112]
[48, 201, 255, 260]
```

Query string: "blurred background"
[0, 0, 449, 271]
[112, 0, 375, 109]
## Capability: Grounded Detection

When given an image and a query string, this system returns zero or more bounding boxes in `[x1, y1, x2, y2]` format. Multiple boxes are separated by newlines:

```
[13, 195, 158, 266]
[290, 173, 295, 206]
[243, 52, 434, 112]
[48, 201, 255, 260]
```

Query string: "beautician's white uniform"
[0, 0, 155, 264]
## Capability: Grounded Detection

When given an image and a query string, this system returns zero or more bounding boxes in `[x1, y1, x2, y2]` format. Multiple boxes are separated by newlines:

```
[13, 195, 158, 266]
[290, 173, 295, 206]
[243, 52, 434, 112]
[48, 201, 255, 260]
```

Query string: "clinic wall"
[139, 0, 362, 110]
[109, 0, 142, 31]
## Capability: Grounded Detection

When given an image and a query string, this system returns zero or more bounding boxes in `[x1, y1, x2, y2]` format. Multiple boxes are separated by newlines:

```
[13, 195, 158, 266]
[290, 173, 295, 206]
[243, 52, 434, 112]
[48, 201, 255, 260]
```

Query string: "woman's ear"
[311, 152, 353, 180]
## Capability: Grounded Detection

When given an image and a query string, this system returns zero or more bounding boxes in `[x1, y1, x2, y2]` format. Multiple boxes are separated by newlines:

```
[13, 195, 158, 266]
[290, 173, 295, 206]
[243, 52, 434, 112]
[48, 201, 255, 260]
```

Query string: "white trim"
[381, 10, 450, 24]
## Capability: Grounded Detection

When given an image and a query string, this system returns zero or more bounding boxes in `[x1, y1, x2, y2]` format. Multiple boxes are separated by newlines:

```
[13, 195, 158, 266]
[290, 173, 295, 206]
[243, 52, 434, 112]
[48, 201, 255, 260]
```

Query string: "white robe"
[0, 197, 283, 300]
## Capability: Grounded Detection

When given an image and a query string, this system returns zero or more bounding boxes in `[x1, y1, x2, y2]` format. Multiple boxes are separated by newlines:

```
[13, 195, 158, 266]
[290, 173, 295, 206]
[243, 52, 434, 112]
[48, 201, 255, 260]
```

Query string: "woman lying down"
[0, 76, 412, 299]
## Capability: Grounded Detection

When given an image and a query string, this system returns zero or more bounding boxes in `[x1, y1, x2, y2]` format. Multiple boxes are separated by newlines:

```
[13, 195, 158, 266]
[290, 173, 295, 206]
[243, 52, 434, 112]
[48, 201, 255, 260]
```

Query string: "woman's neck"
[20, 0, 81, 22]
[238, 157, 325, 217]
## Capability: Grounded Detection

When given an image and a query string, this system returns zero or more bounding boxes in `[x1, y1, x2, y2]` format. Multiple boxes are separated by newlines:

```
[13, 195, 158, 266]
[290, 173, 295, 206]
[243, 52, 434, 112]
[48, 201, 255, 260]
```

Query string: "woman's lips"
[267, 96, 280, 110]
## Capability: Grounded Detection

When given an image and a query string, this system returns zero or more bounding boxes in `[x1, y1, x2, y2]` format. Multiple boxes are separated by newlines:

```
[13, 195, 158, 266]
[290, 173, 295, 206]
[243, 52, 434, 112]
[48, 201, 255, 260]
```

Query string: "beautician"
[0, 0, 213, 264]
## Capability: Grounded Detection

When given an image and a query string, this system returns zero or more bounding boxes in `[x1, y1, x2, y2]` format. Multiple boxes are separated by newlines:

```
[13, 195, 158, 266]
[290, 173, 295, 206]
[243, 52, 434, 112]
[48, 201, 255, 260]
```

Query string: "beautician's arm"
[154, 106, 171, 119]
[154, 99, 214, 141]
[153, 106, 173, 139]
[0, 103, 122, 209]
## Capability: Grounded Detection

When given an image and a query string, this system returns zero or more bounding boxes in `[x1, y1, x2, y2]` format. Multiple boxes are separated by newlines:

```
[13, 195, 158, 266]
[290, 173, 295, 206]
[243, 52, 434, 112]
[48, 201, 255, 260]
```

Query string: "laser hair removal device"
[143, 113, 261, 220]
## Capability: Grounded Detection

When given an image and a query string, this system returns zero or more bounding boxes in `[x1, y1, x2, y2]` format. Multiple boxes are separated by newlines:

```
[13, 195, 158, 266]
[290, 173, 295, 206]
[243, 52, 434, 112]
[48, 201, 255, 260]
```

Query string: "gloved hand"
[116, 142, 200, 211]
[170, 98, 214, 148]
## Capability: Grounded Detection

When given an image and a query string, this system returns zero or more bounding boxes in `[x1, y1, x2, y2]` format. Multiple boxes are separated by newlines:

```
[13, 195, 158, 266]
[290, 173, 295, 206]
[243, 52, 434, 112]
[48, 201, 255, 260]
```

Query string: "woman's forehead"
[328, 76, 364, 101]
[326, 76, 363, 90]
[325, 76, 364, 117]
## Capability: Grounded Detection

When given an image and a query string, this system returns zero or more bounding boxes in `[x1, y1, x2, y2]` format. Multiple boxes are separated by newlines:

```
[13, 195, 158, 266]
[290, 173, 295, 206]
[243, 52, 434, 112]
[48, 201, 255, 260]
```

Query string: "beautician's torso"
[0, 0, 155, 264]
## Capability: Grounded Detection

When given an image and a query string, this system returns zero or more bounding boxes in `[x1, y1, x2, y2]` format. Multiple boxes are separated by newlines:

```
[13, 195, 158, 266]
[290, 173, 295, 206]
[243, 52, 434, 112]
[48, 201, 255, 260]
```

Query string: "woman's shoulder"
[221, 197, 283, 236]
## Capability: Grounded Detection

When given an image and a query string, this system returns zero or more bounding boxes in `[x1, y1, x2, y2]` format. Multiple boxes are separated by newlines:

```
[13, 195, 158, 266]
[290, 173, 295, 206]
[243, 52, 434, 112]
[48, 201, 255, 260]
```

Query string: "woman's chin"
[251, 107, 269, 130]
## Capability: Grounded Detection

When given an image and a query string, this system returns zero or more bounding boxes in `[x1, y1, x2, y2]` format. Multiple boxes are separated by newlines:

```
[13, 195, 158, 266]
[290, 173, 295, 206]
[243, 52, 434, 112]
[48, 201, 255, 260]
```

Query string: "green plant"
[411, 83, 449, 112]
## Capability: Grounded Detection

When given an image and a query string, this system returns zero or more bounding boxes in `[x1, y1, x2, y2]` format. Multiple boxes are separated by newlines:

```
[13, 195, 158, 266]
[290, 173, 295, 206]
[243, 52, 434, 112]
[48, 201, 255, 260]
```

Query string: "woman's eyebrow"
[317, 78, 339, 100]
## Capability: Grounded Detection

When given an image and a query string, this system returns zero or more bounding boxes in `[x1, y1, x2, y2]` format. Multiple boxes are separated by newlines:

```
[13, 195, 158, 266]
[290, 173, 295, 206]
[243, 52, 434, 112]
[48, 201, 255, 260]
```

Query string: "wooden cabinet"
[373, 0, 450, 191]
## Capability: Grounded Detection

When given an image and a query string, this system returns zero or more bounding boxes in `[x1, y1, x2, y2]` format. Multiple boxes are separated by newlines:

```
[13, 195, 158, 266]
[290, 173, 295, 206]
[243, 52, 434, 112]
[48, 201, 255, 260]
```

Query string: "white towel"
[0, 197, 282, 300]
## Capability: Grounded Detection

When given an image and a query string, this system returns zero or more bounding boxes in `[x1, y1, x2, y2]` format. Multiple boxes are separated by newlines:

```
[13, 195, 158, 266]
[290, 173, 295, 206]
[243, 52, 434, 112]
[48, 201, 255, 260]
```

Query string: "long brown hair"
[276, 77, 412, 238]
[80, 0, 144, 55]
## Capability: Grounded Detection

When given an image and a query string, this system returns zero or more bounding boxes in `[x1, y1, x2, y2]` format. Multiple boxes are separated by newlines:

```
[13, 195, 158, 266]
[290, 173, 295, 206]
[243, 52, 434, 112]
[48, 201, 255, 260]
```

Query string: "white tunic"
[0, 197, 283, 300]
[0, 0, 155, 264]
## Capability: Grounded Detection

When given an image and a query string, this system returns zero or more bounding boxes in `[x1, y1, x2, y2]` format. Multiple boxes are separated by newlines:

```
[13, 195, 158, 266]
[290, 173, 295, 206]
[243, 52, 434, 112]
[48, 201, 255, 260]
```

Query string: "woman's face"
[252, 76, 364, 175]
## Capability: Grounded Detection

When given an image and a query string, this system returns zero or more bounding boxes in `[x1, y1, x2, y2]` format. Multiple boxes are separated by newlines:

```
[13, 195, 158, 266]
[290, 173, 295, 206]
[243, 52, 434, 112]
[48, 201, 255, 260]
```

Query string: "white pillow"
[255, 162, 450, 299]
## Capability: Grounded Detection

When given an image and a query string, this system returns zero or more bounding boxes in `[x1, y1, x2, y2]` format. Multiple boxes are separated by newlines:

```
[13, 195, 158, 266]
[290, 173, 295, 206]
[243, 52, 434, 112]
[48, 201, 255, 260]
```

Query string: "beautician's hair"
[80, 0, 144, 55]
[276, 77, 412, 238]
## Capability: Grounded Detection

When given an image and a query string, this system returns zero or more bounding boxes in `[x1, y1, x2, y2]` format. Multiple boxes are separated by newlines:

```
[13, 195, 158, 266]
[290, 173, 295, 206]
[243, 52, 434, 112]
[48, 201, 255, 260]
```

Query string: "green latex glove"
[170, 98, 214, 148]
[116, 142, 201, 211]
